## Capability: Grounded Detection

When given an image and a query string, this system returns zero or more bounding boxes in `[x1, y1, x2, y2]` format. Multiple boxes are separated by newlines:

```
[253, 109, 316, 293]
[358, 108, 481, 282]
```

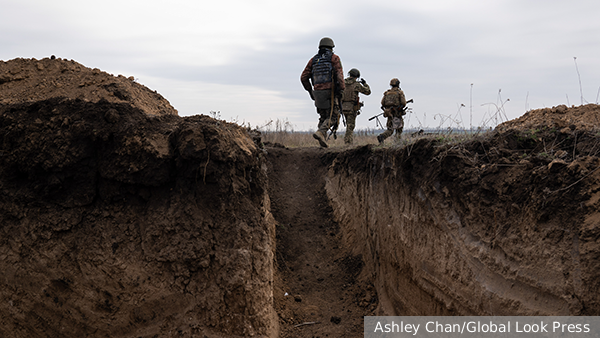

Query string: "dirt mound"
[0, 57, 177, 116]
[326, 104, 600, 316]
[0, 69, 277, 336]
[497, 103, 600, 132]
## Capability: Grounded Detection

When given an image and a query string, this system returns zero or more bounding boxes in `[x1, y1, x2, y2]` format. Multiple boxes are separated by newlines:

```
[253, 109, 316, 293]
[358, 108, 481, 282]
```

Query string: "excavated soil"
[0, 57, 177, 117]
[1, 58, 277, 338]
[326, 105, 600, 316]
[2, 57, 600, 337]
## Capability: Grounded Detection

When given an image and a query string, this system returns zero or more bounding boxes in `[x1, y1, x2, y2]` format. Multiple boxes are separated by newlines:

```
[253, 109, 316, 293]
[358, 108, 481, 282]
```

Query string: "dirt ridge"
[0, 97, 277, 337]
[326, 119, 600, 316]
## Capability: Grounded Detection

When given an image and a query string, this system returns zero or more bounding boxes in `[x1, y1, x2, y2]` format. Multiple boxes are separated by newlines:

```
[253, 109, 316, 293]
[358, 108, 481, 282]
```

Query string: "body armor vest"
[311, 49, 333, 85]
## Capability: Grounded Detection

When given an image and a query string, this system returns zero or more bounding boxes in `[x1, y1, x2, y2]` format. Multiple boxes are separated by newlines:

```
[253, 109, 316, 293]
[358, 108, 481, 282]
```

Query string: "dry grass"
[258, 118, 491, 149]
[261, 128, 380, 148]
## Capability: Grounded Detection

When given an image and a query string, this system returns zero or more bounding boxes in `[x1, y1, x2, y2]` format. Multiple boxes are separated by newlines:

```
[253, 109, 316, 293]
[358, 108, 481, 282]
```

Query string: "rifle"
[368, 99, 413, 128]
[327, 74, 337, 140]
[327, 77, 344, 140]
[368, 112, 384, 121]
[368, 113, 385, 129]
[327, 96, 343, 140]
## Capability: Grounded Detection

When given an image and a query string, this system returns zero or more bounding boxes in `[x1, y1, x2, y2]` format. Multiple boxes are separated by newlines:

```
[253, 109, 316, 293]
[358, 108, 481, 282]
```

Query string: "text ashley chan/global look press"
[364, 316, 597, 337]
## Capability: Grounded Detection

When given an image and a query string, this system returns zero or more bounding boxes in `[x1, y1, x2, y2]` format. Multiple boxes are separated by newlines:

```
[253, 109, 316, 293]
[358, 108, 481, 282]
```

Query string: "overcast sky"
[2, 0, 600, 131]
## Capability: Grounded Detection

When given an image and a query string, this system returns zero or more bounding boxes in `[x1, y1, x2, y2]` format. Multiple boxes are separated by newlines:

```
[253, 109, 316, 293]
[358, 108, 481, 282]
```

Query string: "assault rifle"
[369, 98, 413, 128]
[327, 96, 343, 140]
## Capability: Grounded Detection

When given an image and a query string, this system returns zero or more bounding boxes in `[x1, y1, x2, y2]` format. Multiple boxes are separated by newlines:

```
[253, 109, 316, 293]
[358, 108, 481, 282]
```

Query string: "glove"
[308, 90, 314, 100]
[360, 78, 367, 85]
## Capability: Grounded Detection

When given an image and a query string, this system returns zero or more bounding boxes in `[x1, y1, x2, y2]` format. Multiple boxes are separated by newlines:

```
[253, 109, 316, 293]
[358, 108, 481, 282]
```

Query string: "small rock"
[548, 159, 567, 172]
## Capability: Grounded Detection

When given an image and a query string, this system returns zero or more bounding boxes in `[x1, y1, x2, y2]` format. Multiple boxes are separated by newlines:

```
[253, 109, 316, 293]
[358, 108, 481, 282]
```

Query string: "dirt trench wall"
[0, 98, 277, 337]
[325, 135, 600, 316]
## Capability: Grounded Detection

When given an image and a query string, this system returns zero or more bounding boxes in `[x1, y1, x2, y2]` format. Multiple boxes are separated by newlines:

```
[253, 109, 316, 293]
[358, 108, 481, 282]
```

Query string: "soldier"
[341, 68, 371, 144]
[377, 78, 407, 144]
[300, 37, 345, 148]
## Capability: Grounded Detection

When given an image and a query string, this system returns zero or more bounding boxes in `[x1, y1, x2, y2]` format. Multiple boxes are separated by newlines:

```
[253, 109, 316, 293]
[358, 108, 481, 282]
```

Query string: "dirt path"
[266, 146, 377, 338]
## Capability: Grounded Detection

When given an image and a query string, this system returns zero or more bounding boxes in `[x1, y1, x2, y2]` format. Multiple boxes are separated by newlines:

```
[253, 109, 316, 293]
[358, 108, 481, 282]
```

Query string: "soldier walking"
[377, 78, 407, 144]
[341, 68, 371, 144]
[300, 37, 345, 148]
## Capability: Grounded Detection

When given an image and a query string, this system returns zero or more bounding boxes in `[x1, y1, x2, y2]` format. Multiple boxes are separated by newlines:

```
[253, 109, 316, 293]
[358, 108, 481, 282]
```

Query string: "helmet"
[390, 78, 400, 87]
[319, 37, 335, 49]
[348, 68, 360, 78]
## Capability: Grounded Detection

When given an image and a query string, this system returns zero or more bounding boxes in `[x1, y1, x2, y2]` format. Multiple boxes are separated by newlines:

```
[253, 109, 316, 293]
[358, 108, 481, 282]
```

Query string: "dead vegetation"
[259, 117, 494, 149]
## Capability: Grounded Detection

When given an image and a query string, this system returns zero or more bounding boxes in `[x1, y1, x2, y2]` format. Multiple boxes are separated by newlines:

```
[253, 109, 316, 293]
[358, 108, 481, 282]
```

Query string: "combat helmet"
[348, 68, 360, 78]
[319, 37, 335, 49]
[390, 78, 400, 87]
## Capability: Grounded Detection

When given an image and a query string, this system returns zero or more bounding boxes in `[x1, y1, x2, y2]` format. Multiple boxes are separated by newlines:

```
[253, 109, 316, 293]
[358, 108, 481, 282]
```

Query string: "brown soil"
[2, 56, 600, 337]
[0, 57, 177, 116]
[1, 57, 377, 337]
[266, 147, 377, 337]
[327, 107, 600, 316]
[1, 58, 277, 337]
[497, 103, 600, 132]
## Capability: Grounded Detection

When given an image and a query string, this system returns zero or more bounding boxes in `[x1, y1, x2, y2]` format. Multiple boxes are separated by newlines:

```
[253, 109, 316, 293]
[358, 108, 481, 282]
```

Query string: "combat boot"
[377, 134, 384, 145]
[313, 131, 328, 148]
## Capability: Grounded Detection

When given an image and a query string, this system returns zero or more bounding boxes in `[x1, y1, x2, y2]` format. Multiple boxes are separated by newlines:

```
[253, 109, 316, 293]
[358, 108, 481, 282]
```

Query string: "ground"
[2, 56, 600, 337]
[266, 147, 377, 338]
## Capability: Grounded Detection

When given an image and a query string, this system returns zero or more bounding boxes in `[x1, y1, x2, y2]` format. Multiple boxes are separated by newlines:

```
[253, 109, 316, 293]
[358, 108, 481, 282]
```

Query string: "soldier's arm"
[300, 59, 313, 92]
[360, 83, 371, 96]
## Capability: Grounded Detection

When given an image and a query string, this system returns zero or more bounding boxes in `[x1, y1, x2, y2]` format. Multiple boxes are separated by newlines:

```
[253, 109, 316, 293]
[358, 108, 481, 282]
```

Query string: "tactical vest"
[342, 80, 359, 111]
[382, 89, 401, 107]
[343, 80, 359, 103]
[312, 49, 333, 85]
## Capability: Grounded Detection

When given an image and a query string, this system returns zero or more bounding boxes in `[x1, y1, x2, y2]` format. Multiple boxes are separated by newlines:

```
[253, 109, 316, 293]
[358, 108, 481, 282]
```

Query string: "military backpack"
[311, 49, 333, 85]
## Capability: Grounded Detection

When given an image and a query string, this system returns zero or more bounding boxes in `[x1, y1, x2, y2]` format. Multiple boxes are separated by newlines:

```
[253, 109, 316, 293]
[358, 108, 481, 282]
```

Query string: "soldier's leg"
[377, 117, 394, 144]
[393, 117, 404, 141]
[313, 108, 330, 147]
[317, 108, 333, 134]
[344, 111, 356, 144]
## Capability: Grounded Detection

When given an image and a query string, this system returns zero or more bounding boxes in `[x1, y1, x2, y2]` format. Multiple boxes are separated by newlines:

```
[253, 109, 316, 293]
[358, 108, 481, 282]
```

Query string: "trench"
[2, 98, 599, 338]
[266, 136, 596, 337]
[3, 58, 599, 337]
[266, 147, 375, 338]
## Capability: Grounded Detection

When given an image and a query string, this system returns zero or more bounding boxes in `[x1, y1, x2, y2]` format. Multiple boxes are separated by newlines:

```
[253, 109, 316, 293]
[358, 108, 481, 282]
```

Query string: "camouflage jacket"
[300, 50, 345, 93]
[342, 77, 370, 102]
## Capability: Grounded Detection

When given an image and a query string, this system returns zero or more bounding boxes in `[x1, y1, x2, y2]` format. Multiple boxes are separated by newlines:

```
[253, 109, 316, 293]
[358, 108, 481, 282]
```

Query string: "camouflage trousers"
[316, 107, 340, 138]
[342, 110, 357, 144]
[378, 116, 404, 142]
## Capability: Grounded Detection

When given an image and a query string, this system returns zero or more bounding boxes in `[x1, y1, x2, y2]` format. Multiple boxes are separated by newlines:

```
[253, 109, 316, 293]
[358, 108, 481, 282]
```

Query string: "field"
[259, 118, 491, 149]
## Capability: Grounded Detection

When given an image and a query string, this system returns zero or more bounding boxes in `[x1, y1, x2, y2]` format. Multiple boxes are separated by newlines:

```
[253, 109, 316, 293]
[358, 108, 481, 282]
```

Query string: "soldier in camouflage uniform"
[341, 68, 371, 144]
[377, 78, 407, 144]
[300, 37, 345, 148]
